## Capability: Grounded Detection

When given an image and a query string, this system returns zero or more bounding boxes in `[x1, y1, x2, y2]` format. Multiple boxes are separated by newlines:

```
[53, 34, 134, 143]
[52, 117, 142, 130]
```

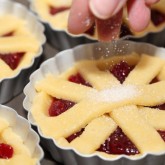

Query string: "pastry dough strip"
[0, 36, 39, 53]
[77, 61, 119, 90]
[70, 115, 117, 154]
[111, 105, 165, 153]
[124, 54, 165, 85]
[138, 107, 165, 130]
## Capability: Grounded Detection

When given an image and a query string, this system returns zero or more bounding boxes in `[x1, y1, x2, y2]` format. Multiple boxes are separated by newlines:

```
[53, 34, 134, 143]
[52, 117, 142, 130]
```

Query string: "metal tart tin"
[24, 40, 165, 165]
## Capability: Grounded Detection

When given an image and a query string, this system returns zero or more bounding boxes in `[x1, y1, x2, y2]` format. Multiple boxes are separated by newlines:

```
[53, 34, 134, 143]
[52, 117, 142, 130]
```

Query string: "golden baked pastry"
[31, 53, 165, 157]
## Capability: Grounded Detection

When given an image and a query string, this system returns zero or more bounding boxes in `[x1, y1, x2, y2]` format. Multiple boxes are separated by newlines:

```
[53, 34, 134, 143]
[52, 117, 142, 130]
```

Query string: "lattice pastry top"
[32, 53, 165, 157]
[32, 0, 165, 38]
[0, 14, 40, 79]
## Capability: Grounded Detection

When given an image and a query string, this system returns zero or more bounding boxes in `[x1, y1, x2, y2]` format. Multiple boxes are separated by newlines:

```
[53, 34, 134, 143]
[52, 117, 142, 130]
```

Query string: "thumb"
[89, 0, 127, 19]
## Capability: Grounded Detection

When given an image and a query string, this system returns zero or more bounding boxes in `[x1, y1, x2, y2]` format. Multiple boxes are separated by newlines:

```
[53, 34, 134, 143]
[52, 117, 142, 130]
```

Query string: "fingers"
[127, 0, 150, 32]
[89, 0, 127, 19]
[145, 0, 160, 5]
[68, 0, 95, 34]
[68, 0, 158, 38]
[96, 9, 123, 41]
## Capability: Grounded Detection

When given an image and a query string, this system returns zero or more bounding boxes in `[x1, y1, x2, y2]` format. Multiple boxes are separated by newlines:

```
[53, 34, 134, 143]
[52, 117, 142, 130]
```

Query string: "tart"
[24, 41, 165, 165]
[0, 104, 43, 165]
[30, 0, 165, 48]
[0, 0, 45, 103]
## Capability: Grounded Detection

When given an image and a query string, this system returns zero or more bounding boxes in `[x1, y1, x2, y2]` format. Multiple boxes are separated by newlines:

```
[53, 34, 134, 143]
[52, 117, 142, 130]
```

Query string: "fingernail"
[89, 0, 117, 19]
[112, 0, 127, 16]
[145, 0, 160, 5]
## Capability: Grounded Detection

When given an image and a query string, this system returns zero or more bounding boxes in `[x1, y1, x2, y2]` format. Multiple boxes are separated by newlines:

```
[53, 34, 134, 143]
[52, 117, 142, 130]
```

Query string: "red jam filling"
[151, 9, 165, 26]
[110, 61, 134, 84]
[120, 23, 132, 38]
[0, 143, 13, 159]
[2, 32, 13, 37]
[66, 128, 84, 143]
[150, 77, 159, 84]
[49, 6, 70, 15]
[151, 103, 165, 110]
[158, 130, 165, 141]
[48, 97, 75, 116]
[68, 73, 92, 87]
[97, 127, 139, 155]
[0, 52, 25, 70]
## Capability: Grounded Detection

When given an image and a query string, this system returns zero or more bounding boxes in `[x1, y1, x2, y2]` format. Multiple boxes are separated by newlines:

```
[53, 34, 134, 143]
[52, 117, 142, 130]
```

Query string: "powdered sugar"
[88, 85, 139, 103]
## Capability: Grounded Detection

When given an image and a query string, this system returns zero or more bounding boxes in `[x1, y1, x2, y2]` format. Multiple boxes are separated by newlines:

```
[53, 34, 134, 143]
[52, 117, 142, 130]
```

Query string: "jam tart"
[0, 0, 45, 103]
[0, 105, 43, 165]
[24, 41, 165, 164]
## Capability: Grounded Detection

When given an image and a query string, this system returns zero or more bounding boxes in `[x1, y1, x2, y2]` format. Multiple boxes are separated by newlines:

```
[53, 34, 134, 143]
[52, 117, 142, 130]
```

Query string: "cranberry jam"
[48, 98, 75, 117]
[0, 52, 25, 70]
[49, 6, 70, 15]
[98, 127, 139, 155]
[0, 143, 13, 159]
[110, 61, 134, 84]
[66, 128, 84, 143]
[2, 32, 13, 37]
[151, 9, 165, 26]
[68, 73, 92, 87]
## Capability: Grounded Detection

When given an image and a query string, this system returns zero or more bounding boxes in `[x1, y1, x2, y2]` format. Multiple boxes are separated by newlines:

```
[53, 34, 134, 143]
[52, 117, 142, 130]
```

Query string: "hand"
[68, 0, 159, 41]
